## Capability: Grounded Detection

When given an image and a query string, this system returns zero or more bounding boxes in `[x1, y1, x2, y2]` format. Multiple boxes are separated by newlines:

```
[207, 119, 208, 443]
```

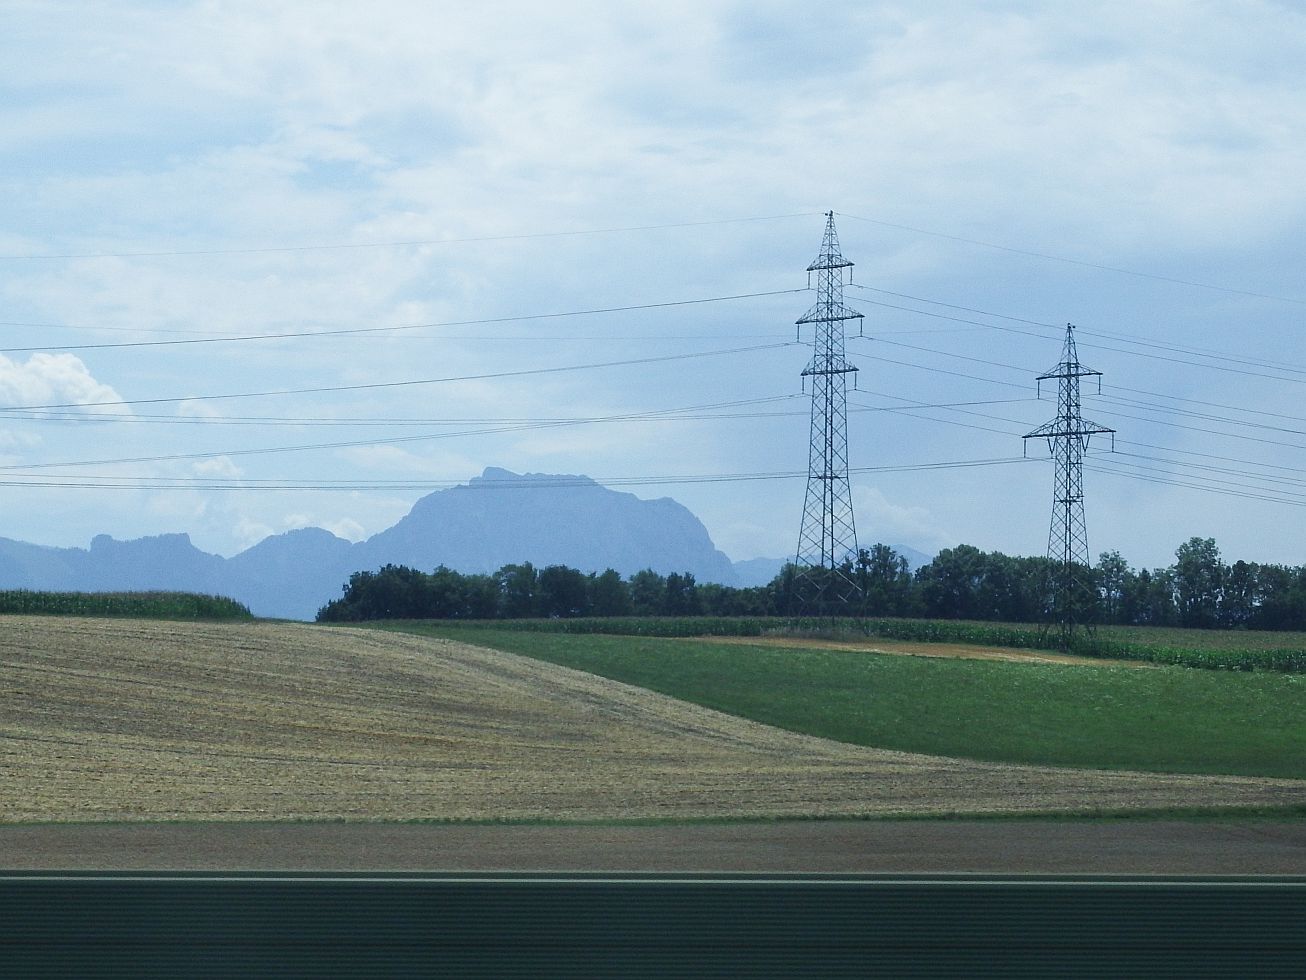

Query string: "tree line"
[316, 536, 1306, 631]
[316, 562, 778, 622]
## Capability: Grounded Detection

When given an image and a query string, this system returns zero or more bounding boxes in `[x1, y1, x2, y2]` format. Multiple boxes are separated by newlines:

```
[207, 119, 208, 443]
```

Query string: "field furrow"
[2, 616, 1302, 822]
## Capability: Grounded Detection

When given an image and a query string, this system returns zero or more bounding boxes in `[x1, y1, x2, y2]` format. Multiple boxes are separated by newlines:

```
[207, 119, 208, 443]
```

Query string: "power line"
[1087, 406, 1306, 453]
[848, 394, 1028, 440]
[1110, 449, 1306, 494]
[1087, 461, 1306, 508]
[1101, 387, 1306, 428]
[853, 352, 1031, 392]
[1122, 439, 1306, 478]
[1095, 392, 1306, 439]
[849, 284, 1306, 384]
[6, 394, 1029, 428]
[0, 391, 810, 472]
[853, 284, 1061, 330]
[849, 389, 1306, 505]
[836, 211, 1306, 306]
[0, 289, 807, 354]
[0, 456, 1037, 492]
[0, 212, 820, 261]
[0, 341, 796, 413]
[850, 340, 1306, 447]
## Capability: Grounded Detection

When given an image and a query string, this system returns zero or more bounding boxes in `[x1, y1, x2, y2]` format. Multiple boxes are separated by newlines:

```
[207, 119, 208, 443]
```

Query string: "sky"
[1, 0, 1304, 572]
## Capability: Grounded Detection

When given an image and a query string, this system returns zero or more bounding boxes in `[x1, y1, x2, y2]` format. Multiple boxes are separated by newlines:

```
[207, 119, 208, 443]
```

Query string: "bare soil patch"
[1, 617, 1298, 823]
[686, 634, 1157, 668]
[5, 820, 1305, 874]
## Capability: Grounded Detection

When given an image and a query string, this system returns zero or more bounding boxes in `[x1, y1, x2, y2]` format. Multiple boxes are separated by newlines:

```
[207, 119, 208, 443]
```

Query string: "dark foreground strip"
[2, 872, 1303, 978]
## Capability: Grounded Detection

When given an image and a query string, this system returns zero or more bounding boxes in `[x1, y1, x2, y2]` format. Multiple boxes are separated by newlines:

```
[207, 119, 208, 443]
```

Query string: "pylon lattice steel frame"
[1024, 323, 1114, 649]
[792, 212, 863, 614]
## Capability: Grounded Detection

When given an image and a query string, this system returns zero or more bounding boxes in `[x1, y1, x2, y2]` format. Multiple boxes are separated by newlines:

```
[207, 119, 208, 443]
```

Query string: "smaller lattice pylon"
[1023, 322, 1114, 650]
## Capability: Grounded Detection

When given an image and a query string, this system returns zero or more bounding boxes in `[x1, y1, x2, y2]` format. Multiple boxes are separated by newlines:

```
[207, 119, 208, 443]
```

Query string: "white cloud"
[234, 516, 275, 549]
[321, 517, 366, 542]
[191, 455, 243, 479]
[0, 353, 127, 417]
[0, 1, 1302, 569]
[854, 485, 955, 553]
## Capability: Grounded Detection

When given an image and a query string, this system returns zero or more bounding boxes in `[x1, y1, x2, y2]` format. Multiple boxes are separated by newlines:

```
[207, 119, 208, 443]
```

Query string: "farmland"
[395, 615, 1306, 673]
[3, 615, 1303, 823]
[377, 623, 1306, 780]
[0, 590, 251, 621]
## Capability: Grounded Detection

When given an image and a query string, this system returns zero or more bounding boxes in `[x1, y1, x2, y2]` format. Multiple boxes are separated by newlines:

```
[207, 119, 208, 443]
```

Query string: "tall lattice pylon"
[792, 211, 863, 615]
[1023, 323, 1114, 650]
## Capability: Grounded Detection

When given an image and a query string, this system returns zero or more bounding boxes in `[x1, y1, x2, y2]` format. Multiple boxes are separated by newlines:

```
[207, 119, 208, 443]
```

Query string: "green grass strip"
[374, 615, 1306, 672]
[377, 624, 1306, 781]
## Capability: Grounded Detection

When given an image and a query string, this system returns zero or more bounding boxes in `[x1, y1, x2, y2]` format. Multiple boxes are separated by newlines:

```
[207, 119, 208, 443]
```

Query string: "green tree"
[628, 569, 667, 615]
[769, 563, 799, 616]
[588, 568, 631, 617]
[859, 544, 913, 616]
[495, 562, 538, 618]
[916, 545, 986, 619]
[1251, 564, 1306, 630]
[663, 572, 702, 615]
[463, 573, 500, 619]
[427, 565, 470, 617]
[317, 564, 437, 621]
[537, 564, 591, 618]
[1220, 560, 1258, 628]
[1173, 537, 1224, 628]
[1128, 567, 1178, 626]
[1096, 550, 1133, 625]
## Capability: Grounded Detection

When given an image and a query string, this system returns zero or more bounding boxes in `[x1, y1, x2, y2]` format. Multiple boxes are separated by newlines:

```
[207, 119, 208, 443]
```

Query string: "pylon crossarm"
[1037, 364, 1102, 382]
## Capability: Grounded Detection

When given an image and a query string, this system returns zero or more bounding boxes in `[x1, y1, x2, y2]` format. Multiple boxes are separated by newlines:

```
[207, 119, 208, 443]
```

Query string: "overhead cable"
[0, 212, 820, 261]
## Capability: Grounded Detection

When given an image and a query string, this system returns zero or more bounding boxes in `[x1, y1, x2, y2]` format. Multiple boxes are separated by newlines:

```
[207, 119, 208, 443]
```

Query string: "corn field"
[0, 590, 252, 621]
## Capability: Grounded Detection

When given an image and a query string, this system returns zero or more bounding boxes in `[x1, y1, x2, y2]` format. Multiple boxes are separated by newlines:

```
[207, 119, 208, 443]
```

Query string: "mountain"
[224, 527, 356, 620]
[353, 468, 736, 583]
[731, 543, 936, 588]
[0, 468, 741, 621]
[0, 532, 228, 594]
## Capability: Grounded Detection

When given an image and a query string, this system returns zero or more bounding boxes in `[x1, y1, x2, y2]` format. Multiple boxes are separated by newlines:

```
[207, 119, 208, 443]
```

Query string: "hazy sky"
[1, 1, 1304, 571]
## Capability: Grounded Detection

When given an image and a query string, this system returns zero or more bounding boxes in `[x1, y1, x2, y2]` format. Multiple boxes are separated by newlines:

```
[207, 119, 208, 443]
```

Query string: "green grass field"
[372, 623, 1306, 781]
[398, 615, 1306, 672]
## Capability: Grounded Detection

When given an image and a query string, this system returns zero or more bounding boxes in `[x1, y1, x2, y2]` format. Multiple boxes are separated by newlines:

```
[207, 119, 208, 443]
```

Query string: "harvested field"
[2, 616, 1303, 823]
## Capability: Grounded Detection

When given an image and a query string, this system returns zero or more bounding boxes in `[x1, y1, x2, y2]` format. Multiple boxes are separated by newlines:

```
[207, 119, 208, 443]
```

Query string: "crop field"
[0, 590, 251, 621]
[415, 616, 1306, 672]
[379, 624, 1306, 781]
[4, 616, 1304, 823]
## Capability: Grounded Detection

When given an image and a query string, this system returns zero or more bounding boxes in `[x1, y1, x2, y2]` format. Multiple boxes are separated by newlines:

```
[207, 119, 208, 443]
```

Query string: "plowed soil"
[2, 617, 1302, 824]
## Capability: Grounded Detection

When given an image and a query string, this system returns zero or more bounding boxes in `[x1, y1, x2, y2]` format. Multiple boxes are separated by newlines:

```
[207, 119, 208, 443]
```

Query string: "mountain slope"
[0, 468, 742, 619]
[354, 468, 736, 584]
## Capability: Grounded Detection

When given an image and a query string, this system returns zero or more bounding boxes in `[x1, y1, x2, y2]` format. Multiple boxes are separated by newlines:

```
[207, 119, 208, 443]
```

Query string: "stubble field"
[2, 616, 1303, 824]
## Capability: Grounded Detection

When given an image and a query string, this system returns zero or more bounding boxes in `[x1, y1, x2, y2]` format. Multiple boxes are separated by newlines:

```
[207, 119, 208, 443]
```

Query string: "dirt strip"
[683, 634, 1158, 667]
[3, 820, 1305, 874]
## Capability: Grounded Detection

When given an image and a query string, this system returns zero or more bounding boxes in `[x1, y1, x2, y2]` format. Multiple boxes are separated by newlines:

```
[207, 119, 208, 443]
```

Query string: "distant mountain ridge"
[0, 468, 745, 620]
